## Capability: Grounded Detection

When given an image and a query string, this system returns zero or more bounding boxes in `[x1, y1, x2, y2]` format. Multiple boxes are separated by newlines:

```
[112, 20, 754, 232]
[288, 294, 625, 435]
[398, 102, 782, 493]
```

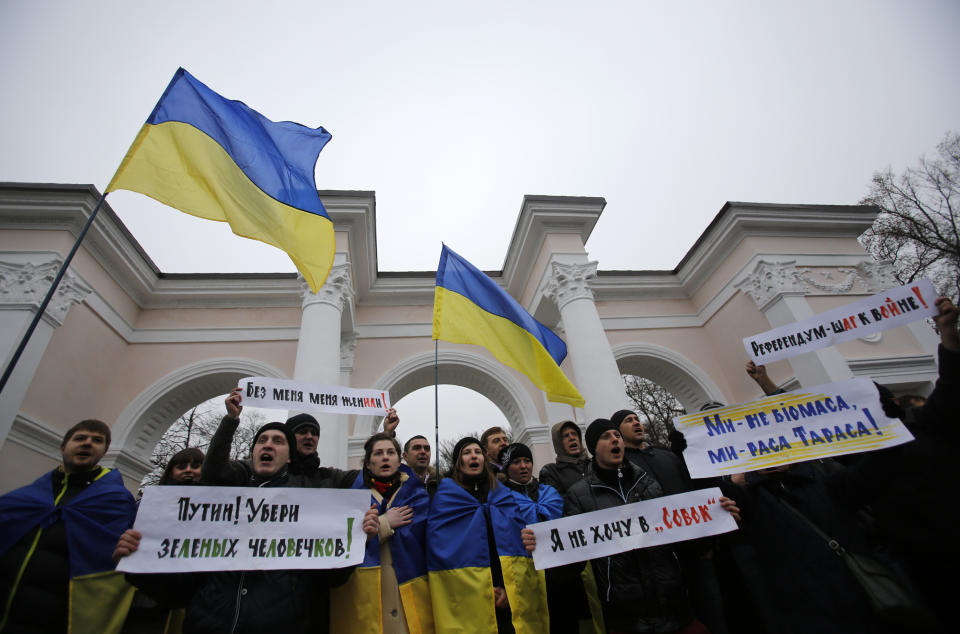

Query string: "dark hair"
[480, 426, 507, 450]
[61, 419, 111, 449]
[403, 435, 429, 453]
[159, 447, 204, 485]
[364, 432, 402, 466]
[452, 436, 498, 490]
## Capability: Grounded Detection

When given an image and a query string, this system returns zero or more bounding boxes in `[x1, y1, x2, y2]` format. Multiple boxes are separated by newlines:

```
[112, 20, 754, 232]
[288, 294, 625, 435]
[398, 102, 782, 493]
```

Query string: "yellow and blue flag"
[0, 467, 137, 633]
[509, 483, 564, 525]
[432, 245, 585, 407]
[107, 68, 336, 292]
[427, 479, 549, 634]
[330, 465, 434, 634]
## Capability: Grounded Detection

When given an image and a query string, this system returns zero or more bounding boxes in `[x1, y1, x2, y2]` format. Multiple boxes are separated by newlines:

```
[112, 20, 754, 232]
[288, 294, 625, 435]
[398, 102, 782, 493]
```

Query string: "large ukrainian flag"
[433, 245, 585, 407]
[330, 466, 434, 634]
[107, 68, 335, 292]
[0, 467, 137, 633]
[427, 479, 549, 634]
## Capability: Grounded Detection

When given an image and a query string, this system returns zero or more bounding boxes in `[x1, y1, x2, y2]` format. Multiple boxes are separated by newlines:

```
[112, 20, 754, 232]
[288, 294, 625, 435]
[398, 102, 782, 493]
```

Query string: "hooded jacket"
[538, 422, 591, 495]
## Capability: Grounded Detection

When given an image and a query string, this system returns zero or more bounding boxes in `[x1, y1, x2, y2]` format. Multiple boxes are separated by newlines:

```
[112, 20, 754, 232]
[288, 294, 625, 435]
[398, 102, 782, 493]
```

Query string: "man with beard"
[538, 420, 590, 495]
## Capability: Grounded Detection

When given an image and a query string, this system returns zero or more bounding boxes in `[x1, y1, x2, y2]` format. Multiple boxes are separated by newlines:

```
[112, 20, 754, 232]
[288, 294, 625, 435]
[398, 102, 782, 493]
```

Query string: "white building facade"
[0, 183, 939, 493]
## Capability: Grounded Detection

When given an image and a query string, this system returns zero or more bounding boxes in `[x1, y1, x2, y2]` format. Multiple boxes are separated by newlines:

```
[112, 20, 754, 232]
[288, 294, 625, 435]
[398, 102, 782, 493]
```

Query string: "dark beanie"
[285, 413, 320, 434]
[585, 418, 619, 455]
[610, 410, 635, 428]
[452, 436, 482, 464]
[498, 442, 533, 469]
[252, 422, 295, 454]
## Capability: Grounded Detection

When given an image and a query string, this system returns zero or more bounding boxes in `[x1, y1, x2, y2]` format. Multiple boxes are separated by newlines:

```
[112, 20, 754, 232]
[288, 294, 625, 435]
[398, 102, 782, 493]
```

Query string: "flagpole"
[434, 339, 440, 480]
[0, 192, 109, 397]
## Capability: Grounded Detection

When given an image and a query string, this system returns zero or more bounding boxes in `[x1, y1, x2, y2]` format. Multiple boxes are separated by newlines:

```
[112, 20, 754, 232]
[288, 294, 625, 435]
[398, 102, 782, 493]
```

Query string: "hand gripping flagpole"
[0, 192, 109, 396]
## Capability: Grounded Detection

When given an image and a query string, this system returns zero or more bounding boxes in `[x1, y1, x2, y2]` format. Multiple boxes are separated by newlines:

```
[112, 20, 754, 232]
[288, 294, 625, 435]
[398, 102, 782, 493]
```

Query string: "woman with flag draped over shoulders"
[330, 432, 434, 634]
[427, 437, 548, 634]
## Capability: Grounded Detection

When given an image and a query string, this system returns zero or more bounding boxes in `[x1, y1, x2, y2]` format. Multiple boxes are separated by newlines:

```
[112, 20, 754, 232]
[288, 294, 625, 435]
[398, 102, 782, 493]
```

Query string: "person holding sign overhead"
[115, 389, 378, 634]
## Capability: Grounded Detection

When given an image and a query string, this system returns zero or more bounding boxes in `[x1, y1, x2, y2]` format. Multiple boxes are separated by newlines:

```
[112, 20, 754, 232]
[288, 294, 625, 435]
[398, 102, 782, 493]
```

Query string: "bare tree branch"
[860, 131, 960, 302]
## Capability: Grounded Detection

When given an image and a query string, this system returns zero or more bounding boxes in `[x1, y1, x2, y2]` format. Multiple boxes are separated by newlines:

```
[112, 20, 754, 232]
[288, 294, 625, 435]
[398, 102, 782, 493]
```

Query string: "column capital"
[299, 263, 354, 312]
[0, 259, 92, 326]
[734, 260, 806, 311]
[340, 331, 358, 372]
[544, 260, 598, 309]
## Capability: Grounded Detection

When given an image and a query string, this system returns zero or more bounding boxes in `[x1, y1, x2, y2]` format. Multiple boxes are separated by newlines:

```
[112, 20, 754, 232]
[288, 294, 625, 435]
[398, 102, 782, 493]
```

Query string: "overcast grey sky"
[2, 1, 959, 446]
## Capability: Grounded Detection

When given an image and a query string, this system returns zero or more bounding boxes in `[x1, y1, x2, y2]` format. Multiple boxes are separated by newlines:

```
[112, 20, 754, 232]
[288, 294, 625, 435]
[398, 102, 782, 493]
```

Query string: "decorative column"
[0, 260, 91, 447]
[735, 260, 853, 386]
[544, 260, 631, 422]
[293, 263, 353, 468]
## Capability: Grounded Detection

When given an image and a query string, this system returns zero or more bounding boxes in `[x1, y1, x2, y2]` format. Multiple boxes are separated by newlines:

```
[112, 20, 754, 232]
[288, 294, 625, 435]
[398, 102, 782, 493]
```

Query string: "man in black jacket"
[538, 420, 590, 495]
[563, 419, 697, 633]
[117, 389, 377, 634]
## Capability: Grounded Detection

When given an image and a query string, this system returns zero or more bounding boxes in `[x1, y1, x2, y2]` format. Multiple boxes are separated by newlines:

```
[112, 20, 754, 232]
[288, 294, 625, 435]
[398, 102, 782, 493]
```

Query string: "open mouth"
[259, 453, 274, 464]
[468, 460, 481, 469]
[610, 447, 622, 455]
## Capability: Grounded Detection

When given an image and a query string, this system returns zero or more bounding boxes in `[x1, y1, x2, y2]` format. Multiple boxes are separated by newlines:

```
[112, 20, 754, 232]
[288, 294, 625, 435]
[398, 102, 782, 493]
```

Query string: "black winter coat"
[129, 416, 352, 634]
[564, 460, 689, 633]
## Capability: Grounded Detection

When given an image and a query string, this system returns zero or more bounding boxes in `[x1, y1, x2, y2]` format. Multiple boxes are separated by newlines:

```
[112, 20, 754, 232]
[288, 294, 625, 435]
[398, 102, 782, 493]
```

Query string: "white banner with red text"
[743, 278, 937, 364]
[528, 488, 737, 570]
[117, 486, 370, 572]
[237, 376, 391, 416]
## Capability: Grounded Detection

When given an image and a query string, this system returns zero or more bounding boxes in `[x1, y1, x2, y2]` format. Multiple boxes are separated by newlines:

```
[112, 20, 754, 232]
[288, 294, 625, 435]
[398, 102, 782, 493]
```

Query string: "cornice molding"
[0, 257, 92, 326]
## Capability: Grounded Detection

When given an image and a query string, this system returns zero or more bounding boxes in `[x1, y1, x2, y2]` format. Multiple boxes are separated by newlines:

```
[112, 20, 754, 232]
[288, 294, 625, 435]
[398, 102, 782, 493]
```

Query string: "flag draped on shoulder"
[107, 67, 335, 292]
[510, 483, 564, 525]
[0, 467, 137, 633]
[432, 245, 585, 407]
[427, 478, 549, 634]
[330, 465, 434, 634]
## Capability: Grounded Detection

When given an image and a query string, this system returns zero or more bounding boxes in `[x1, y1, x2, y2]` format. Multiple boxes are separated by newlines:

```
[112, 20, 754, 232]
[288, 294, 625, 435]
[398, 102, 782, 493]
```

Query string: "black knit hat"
[452, 436, 482, 466]
[252, 422, 295, 455]
[285, 413, 320, 435]
[498, 442, 533, 469]
[585, 418, 619, 455]
[610, 409, 636, 428]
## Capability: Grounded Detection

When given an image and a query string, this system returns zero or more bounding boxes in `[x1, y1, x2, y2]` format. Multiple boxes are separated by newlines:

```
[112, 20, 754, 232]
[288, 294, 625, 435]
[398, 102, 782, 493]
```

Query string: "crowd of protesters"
[0, 295, 956, 633]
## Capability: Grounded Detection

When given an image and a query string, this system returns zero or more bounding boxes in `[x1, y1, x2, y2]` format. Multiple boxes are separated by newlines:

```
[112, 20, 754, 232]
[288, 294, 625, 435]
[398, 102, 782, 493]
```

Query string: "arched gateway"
[0, 184, 941, 493]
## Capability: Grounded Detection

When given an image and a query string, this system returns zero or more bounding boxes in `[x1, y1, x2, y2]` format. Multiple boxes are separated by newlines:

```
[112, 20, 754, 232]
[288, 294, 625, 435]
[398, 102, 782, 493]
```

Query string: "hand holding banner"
[238, 377, 390, 416]
[673, 378, 914, 479]
[117, 486, 370, 573]
[528, 488, 737, 570]
[743, 279, 938, 364]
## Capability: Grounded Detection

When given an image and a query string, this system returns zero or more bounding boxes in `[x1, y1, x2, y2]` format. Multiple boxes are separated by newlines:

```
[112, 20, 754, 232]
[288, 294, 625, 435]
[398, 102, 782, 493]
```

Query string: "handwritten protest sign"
[529, 488, 736, 570]
[238, 376, 390, 416]
[117, 486, 370, 573]
[673, 378, 913, 479]
[743, 279, 937, 364]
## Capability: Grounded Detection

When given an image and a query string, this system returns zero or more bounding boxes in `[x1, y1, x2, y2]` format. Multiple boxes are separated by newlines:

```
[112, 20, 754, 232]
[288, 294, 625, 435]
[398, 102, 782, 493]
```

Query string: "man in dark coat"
[564, 419, 697, 633]
[0, 419, 136, 633]
[538, 420, 590, 495]
[117, 389, 376, 634]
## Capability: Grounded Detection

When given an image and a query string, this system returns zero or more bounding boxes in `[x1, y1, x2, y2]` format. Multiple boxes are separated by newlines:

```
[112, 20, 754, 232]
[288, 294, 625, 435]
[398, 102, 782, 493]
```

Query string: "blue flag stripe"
[435, 245, 567, 364]
[146, 68, 331, 216]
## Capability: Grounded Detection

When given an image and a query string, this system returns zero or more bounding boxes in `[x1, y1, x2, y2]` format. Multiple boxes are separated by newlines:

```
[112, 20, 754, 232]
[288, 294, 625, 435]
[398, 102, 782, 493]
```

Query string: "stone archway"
[351, 349, 542, 448]
[612, 343, 726, 412]
[105, 357, 288, 482]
